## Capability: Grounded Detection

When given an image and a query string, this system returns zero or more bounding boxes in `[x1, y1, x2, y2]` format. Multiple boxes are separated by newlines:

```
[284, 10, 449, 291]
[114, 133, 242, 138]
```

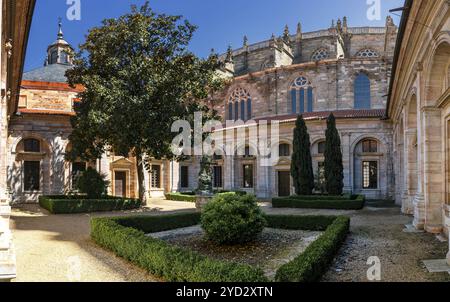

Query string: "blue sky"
[24, 0, 405, 72]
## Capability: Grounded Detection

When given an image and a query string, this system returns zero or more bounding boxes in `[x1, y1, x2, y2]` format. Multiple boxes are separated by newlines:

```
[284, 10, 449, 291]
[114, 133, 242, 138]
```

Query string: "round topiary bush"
[201, 193, 267, 245]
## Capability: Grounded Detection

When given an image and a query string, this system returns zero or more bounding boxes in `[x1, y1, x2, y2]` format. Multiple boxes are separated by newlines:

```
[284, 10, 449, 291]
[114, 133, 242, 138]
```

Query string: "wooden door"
[278, 171, 291, 197]
[114, 171, 127, 197]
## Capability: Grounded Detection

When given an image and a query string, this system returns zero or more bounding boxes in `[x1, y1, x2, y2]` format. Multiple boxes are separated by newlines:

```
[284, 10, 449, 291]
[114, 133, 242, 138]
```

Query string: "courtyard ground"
[10, 199, 195, 282]
[9, 199, 450, 282]
[261, 203, 450, 282]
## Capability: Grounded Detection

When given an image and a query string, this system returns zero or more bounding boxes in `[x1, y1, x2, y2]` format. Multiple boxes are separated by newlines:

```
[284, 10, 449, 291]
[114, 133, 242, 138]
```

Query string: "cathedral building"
[8, 16, 400, 204]
[196, 16, 399, 201]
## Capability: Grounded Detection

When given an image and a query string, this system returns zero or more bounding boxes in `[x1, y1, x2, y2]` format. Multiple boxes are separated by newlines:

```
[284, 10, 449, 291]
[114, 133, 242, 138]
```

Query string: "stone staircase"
[0, 202, 16, 281]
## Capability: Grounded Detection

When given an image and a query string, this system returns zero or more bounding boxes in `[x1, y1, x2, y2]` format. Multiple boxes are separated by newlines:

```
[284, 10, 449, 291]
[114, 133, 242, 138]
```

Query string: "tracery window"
[227, 88, 252, 121]
[291, 76, 314, 114]
[311, 48, 329, 61]
[356, 49, 379, 58]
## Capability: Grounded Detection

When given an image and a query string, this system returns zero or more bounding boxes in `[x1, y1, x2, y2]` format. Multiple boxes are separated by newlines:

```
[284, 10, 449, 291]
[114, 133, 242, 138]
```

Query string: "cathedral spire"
[57, 17, 64, 40]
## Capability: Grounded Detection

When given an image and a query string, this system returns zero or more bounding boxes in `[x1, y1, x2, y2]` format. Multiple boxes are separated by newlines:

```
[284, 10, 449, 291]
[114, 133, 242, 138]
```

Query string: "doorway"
[114, 171, 127, 197]
[278, 171, 291, 197]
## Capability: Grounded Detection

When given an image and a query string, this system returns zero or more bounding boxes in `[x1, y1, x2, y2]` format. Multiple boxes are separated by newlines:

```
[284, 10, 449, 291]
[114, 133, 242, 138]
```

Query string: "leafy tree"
[324, 114, 344, 195]
[75, 167, 109, 198]
[66, 2, 223, 201]
[290, 115, 314, 195]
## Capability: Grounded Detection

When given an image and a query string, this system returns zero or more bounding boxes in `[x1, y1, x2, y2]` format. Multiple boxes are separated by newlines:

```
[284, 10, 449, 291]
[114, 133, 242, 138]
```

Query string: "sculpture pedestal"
[195, 195, 213, 211]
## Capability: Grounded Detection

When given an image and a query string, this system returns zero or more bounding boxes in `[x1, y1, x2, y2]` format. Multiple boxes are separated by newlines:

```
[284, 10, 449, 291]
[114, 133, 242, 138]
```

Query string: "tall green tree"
[65, 2, 223, 201]
[291, 115, 314, 195]
[324, 113, 344, 195]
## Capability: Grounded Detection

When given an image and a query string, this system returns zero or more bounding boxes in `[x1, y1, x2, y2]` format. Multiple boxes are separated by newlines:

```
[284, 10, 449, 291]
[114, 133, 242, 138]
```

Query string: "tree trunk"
[136, 152, 147, 204]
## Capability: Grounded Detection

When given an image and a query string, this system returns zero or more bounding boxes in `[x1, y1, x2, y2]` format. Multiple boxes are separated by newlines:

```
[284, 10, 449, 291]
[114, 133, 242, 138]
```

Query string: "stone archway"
[421, 41, 450, 233]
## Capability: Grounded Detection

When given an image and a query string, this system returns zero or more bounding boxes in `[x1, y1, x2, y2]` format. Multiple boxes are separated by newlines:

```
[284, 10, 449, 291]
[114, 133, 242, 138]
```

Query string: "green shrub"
[90, 214, 268, 282]
[75, 167, 109, 199]
[165, 193, 197, 202]
[272, 195, 365, 210]
[213, 190, 247, 196]
[266, 215, 338, 231]
[201, 194, 266, 245]
[115, 212, 201, 233]
[275, 216, 350, 282]
[39, 196, 141, 214]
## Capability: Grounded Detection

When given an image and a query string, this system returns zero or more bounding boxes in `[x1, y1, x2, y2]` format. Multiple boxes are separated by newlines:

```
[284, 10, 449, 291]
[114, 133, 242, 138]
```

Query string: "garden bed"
[150, 225, 322, 280]
[272, 195, 365, 210]
[39, 195, 142, 214]
[90, 213, 350, 282]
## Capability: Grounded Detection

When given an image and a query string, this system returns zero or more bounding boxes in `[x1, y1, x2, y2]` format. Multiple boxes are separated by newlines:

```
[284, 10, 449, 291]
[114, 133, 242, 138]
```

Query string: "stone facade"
[388, 0, 450, 265]
[0, 0, 35, 281]
[171, 17, 398, 200]
[9, 17, 399, 205]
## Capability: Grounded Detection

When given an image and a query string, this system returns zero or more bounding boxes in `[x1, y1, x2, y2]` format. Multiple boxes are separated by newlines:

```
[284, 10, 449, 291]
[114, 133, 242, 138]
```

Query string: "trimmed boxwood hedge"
[91, 213, 267, 282]
[39, 195, 141, 214]
[90, 212, 350, 282]
[272, 195, 365, 210]
[165, 191, 247, 203]
[275, 216, 350, 282]
[164, 193, 197, 202]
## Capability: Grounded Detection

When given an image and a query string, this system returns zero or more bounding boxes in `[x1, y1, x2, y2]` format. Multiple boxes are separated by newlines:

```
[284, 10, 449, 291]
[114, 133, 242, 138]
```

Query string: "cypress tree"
[324, 113, 344, 195]
[291, 115, 315, 195]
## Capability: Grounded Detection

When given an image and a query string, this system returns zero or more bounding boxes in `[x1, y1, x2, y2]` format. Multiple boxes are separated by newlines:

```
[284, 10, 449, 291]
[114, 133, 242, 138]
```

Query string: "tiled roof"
[219, 109, 386, 131]
[257, 109, 387, 123]
[18, 108, 75, 116]
[22, 63, 72, 83]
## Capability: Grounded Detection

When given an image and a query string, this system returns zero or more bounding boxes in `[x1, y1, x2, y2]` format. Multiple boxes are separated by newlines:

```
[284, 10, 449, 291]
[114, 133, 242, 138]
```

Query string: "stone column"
[403, 129, 417, 215]
[422, 108, 443, 233]
[413, 110, 426, 229]
[0, 0, 16, 279]
[341, 132, 352, 193]
[445, 205, 450, 265]
[223, 156, 234, 191]
[256, 156, 270, 199]
[50, 135, 66, 194]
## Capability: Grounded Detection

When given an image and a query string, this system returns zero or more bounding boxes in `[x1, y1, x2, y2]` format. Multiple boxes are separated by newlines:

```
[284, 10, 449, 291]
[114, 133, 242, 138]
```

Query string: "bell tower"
[46, 19, 73, 66]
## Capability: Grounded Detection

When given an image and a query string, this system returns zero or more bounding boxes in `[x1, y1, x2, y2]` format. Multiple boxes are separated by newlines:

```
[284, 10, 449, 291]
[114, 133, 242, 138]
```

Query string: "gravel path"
[10, 199, 195, 282]
[262, 204, 450, 282]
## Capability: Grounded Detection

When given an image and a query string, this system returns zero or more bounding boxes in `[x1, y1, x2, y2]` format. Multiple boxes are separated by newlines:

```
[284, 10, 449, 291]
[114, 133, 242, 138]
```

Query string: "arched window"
[317, 141, 326, 154]
[228, 88, 252, 121]
[60, 51, 69, 64]
[311, 48, 329, 61]
[362, 139, 378, 153]
[291, 76, 314, 114]
[279, 144, 290, 157]
[24, 138, 41, 153]
[355, 49, 379, 58]
[50, 50, 58, 64]
[354, 73, 371, 109]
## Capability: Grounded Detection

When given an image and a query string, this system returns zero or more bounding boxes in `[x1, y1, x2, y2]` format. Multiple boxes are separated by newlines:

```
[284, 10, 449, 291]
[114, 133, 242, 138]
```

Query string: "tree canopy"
[65, 2, 223, 200]
[324, 114, 344, 195]
[291, 115, 314, 195]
